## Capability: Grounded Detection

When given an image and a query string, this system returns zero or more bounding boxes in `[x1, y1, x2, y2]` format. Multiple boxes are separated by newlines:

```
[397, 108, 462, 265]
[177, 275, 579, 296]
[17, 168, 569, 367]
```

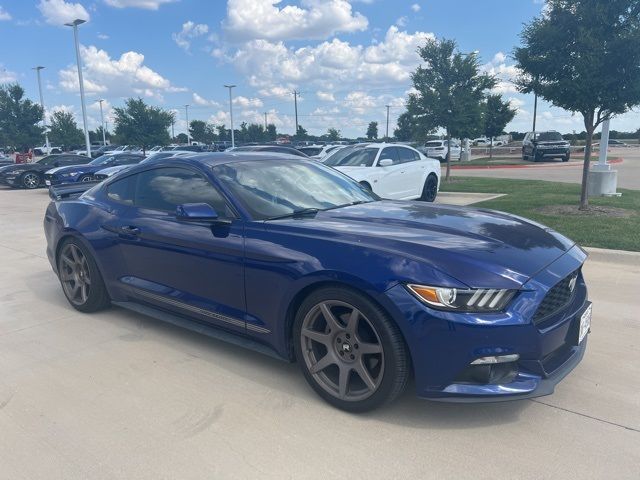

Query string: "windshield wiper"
[265, 208, 320, 221]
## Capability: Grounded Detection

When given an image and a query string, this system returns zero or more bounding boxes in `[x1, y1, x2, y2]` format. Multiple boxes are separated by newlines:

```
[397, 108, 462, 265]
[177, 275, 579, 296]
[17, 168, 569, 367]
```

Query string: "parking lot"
[0, 185, 638, 480]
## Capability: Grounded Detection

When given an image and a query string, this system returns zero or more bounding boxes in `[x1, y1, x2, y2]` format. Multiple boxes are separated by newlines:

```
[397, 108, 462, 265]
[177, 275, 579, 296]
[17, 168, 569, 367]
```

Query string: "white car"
[324, 143, 441, 201]
[421, 140, 461, 161]
[33, 144, 62, 155]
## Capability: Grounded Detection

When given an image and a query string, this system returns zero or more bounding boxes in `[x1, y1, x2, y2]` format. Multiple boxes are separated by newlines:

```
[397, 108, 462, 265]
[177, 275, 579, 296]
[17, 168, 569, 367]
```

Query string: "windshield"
[327, 148, 378, 167]
[424, 141, 443, 147]
[535, 132, 564, 141]
[322, 145, 360, 165]
[90, 154, 116, 166]
[212, 160, 376, 220]
[37, 155, 60, 165]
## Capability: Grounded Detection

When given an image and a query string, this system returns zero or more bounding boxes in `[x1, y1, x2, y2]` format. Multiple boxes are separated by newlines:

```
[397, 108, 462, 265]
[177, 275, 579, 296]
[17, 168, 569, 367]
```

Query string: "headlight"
[407, 284, 516, 312]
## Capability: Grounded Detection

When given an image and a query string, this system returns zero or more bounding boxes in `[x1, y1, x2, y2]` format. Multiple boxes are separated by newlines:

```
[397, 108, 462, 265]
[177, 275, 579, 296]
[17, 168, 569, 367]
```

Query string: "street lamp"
[32, 66, 50, 153]
[98, 99, 106, 146]
[65, 18, 91, 158]
[224, 84, 236, 148]
[184, 104, 190, 145]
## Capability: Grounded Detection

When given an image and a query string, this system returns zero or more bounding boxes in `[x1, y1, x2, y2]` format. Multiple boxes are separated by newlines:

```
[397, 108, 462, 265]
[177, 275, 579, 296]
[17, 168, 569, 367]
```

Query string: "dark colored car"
[44, 154, 591, 412]
[44, 153, 145, 186]
[231, 145, 310, 158]
[0, 154, 90, 189]
[522, 131, 571, 162]
[170, 145, 205, 152]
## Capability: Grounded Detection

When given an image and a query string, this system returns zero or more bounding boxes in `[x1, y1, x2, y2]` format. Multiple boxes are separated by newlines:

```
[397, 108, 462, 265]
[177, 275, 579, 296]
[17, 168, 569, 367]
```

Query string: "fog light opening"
[471, 354, 520, 365]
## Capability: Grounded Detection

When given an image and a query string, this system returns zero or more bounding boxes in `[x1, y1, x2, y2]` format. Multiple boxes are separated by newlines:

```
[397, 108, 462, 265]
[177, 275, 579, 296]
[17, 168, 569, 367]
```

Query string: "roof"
[160, 151, 310, 167]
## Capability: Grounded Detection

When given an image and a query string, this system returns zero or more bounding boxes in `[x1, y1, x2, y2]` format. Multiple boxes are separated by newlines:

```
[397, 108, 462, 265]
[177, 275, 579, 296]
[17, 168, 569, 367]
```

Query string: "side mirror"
[176, 203, 230, 224]
[378, 158, 394, 167]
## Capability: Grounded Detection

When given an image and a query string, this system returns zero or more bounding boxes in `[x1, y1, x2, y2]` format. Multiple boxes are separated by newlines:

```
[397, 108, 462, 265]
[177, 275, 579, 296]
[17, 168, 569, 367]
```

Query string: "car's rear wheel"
[562, 153, 570, 162]
[420, 174, 438, 202]
[79, 174, 94, 182]
[57, 239, 110, 312]
[21, 172, 40, 189]
[359, 181, 372, 192]
[522, 148, 528, 161]
[294, 287, 409, 412]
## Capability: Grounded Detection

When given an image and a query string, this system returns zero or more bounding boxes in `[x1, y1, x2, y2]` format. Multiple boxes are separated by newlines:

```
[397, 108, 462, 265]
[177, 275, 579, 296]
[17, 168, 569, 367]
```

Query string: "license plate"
[45, 180, 51, 186]
[579, 304, 592, 343]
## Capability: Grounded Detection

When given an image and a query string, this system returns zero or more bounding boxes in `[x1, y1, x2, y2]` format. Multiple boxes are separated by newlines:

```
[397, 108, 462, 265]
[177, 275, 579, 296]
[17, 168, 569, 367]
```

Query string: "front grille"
[532, 270, 579, 325]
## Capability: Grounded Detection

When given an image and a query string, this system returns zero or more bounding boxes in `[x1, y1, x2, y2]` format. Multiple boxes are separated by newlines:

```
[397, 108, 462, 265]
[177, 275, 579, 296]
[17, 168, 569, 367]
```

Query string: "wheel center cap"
[342, 342, 352, 353]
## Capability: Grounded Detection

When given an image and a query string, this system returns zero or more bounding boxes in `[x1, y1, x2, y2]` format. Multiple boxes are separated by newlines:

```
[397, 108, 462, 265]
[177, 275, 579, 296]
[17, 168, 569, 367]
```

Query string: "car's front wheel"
[420, 174, 438, 202]
[294, 287, 409, 412]
[79, 174, 94, 182]
[21, 172, 41, 189]
[57, 238, 110, 312]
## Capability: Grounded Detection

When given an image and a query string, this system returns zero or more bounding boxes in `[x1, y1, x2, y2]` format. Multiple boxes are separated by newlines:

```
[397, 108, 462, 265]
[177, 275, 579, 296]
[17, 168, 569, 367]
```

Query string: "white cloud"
[172, 21, 209, 52]
[257, 86, 291, 98]
[37, 0, 90, 26]
[411, 3, 420, 12]
[97, 32, 109, 39]
[482, 51, 520, 94]
[223, 0, 368, 42]
[0, 65, 17, 83]
[316, 91, 335, 102]
[233, 96, 264, 108]
[192, 92, 220, 107]
[104, 0, 178, 9]
[0, 6, 12, 21]
[395, 16, 407, 27]
[58, 45, 184, 100]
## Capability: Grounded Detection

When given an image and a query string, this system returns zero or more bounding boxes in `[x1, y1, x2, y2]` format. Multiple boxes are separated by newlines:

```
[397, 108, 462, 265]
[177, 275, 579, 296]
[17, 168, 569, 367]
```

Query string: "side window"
[397, 147, 417, 164]
[115, 155, 141, 166]
[133, 167, 232, 216]
[378, 147, 400, 166]
[106, 174, 135, 205]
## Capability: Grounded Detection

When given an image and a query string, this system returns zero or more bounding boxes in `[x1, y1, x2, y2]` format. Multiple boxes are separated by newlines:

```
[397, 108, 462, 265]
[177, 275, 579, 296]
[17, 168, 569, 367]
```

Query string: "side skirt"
[113, 301, 289, 362]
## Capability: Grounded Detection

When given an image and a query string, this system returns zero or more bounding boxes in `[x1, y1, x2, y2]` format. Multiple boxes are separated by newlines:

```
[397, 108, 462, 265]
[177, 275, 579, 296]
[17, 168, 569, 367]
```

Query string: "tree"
[216, 124, 229, 142]
[89, 126, 111, 144]
[189, 120, 216, 144]
[407, 38, 495, 180]
[483, 94, 517, 158]
[514, 0, 640, 209]
[246, 123, 265, 142]
[326, 127, 341, 141]
[266, 123, 277, 141]
[175, 133, 188, 144]
[0, 83, 44, 151]
[296, 125, 308, 140]
[49, 111, 84, 148]
[112, 98, 174, 154]
[393, 112, 414, 141]
[366, 121, 378, 140]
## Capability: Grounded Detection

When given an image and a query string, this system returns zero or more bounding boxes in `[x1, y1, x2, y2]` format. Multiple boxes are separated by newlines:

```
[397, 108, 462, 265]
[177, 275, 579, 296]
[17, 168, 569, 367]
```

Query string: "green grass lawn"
[440, 177, 640, 251]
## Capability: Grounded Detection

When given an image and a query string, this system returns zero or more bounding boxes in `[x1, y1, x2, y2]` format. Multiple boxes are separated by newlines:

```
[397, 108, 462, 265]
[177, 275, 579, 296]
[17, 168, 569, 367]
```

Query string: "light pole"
[98, 99, 106, 146]
[33, 66, 50, 153]
[385, 105, 390, 140]
[224, 84, 236, 148]
[184, 104, 190, 145]
[292, 90, 299, 137]
[65, 19, 91, 158]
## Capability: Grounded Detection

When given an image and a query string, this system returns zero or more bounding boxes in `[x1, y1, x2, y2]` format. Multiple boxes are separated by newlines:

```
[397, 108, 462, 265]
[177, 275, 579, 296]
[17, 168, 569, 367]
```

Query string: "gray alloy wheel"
[59, 243, 92, 306]
[420, 174, 438, 202]
[80, 175, 94, 182]
[300, 300, 385, 403]
[21, 172, 40, 189]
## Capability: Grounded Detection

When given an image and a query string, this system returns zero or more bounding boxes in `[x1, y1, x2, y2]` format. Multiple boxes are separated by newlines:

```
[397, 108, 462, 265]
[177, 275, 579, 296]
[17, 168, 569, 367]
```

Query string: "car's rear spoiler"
[48, 181, 101, 201]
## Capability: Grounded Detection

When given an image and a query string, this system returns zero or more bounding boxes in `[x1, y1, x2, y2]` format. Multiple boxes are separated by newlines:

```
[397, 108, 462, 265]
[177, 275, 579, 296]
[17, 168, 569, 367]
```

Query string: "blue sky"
[0, 0, 637, 138]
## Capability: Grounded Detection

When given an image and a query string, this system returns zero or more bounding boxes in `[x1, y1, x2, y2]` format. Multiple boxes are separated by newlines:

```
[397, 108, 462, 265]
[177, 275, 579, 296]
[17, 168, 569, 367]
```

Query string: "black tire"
[79, 174, 94, 183]
[562, 153, 570, 162]
[521, 148, 528, 161]
[57, 238, 110, 313]
[21, 171, 41, 189]
[420, 174, 438, 202]
[293, 286, 409, 413]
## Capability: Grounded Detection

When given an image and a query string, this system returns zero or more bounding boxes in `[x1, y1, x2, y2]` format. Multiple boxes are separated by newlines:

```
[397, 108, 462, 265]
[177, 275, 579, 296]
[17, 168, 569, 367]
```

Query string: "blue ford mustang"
[44, 153, 591, 412]
[44, 152, 145, 186]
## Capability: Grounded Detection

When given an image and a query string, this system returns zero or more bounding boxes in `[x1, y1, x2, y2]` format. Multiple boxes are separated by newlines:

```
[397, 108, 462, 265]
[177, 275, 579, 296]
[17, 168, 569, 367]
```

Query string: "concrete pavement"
[453, 147, 640, 190]
[0, 186, 638, 480]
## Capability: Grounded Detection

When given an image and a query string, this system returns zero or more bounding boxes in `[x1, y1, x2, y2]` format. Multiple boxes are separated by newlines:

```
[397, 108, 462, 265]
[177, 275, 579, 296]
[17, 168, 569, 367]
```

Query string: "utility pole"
[184, 104, 190, 145]
[224, 84, 236, 148]
[264, 112, 268, 130]
[292, 90, 299, 137]
[98, 99, 106, 146]
[65, 19, 91, 158]
[171, 118, 175, 140]
[385, 105, 390, 140]
[33, 66, 50, 153]
[532, 75, 539, 133]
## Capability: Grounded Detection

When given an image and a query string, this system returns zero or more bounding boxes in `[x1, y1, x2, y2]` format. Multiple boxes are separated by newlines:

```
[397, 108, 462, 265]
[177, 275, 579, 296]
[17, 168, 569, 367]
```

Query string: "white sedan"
[323, 143, 441, 202]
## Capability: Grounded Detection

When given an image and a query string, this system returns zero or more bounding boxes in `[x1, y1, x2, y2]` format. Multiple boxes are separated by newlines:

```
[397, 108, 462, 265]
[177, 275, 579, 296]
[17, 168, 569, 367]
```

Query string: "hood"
[334, 166, 369, 179]
[266, 201, 576, 289]
[47, 164, 98, 175]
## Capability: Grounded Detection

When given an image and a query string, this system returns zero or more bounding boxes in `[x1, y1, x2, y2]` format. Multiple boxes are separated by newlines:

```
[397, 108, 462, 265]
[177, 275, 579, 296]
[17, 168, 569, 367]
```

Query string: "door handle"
[119, 225, 141, 236]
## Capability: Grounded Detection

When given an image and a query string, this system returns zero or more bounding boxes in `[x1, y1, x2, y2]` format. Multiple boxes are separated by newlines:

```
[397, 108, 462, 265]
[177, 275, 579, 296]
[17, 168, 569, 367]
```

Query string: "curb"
[584, 246, 640, 266]
[452, 157, 623, 170]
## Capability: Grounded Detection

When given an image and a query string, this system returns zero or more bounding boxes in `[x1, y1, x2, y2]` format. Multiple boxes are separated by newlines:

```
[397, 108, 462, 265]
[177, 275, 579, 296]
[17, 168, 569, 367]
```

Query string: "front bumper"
[385, 246, 589, 402]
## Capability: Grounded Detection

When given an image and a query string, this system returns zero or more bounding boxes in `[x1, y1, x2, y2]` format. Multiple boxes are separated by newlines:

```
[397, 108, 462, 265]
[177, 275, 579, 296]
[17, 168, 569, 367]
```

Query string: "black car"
[231, 145, 310, 158]
[522, 131, 571, 162]
[0, 154, 90, 189]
